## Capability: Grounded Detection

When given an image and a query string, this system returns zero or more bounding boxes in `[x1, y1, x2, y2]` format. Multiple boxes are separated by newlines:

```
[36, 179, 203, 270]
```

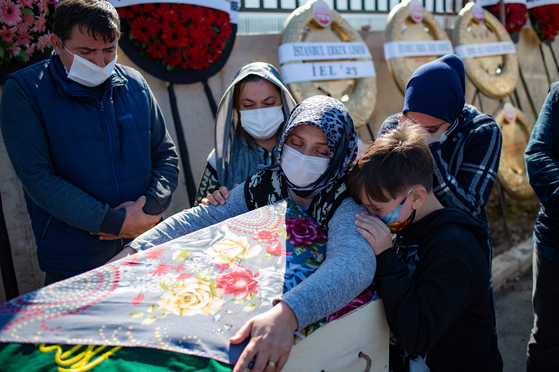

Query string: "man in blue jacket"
[0, 0, 179, 285]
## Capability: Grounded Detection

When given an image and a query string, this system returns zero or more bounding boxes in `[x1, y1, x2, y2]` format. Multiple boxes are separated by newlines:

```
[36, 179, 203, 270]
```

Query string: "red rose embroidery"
[266, 242, 284, 257]
[286, 218, 327, 248]
[215, 264, 259, 300]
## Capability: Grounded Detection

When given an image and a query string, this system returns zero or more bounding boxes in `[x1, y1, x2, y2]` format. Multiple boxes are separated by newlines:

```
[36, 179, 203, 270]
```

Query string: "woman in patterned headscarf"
[112, 96, 376, 372]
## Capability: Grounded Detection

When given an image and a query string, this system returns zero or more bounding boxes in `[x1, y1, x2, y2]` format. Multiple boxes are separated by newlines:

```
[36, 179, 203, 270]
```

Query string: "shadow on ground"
[496, 269, 533, 372]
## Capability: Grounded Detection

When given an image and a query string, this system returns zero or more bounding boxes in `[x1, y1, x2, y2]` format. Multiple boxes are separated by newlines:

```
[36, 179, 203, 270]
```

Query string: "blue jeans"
[527, 246, 559, 372]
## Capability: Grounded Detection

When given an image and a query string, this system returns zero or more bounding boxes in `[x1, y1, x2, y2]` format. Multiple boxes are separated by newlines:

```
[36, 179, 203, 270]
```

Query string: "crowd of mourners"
[1, 1, 558, 371]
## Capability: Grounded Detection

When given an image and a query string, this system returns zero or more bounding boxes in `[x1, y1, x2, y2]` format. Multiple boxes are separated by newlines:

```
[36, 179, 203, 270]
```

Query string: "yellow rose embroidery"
[157, 278, 225, 317]
[207, 236, 261, 265]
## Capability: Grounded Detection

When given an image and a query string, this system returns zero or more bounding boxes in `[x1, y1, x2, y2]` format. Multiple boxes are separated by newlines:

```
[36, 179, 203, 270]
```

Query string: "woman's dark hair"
[347, 121, 434, 204]
[53, 0, 120, 43]
[232, 74, 282, 149]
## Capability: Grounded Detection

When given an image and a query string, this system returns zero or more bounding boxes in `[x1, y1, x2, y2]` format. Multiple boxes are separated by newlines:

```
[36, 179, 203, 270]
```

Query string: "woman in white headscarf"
[195, 62, 296, 206]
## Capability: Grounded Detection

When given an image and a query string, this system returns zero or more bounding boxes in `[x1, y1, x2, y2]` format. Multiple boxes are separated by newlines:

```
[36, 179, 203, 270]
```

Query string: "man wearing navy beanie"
[380, 54, 501, 243]
[379, 54, 502, 371]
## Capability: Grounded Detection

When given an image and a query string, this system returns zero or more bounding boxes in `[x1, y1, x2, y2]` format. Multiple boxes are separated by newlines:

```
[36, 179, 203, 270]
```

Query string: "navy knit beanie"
[403, 54, 466, 134]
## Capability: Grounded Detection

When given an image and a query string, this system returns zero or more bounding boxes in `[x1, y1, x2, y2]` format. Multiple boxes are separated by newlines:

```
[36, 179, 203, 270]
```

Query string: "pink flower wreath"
[0, 0, 56, 67]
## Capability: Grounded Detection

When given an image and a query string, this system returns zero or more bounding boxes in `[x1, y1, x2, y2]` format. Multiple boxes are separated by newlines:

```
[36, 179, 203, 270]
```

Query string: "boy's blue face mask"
[380, 188, 416, 233]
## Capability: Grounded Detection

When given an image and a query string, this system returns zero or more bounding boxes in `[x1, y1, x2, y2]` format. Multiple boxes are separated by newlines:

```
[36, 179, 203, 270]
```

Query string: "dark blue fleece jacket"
[1, 54, 179, 276]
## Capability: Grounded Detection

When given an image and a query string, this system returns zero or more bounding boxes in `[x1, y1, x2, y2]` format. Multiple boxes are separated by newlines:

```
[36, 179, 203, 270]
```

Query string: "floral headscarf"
[277, 95, 358, 199]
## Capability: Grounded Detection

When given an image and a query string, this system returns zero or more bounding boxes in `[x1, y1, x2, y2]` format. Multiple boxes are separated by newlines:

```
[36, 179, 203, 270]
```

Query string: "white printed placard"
[281, 61, 376, 84]
[383, 40, 454, 60]
[454, 41, 516, 58]
[526, 0, 559, 8]
[107, 0, 239, 23]
[476, 0, 526, 6]
[278, 42, 371, 64]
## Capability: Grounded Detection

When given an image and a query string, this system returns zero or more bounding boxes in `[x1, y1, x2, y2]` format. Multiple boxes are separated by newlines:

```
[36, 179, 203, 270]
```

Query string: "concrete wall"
[1, 27, 557, 302]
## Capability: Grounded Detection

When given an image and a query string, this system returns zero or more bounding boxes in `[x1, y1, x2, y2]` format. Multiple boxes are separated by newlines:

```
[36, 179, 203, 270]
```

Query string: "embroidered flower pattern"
[285, 218, 328, 248]
[207, 235, 261, 265]
[215, 264, 259, 300]
[117, 200, 372, 345]
[157, 278, 225, 317]
[252, 229, 279, 244]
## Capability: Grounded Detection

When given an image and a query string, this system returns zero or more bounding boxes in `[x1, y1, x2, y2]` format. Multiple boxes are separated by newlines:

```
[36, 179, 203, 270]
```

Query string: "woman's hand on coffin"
[230, 301, 298, 372]
[354, 213, 393, 255]
[202, 186, 231, 206]
[106, 246, 137, 264]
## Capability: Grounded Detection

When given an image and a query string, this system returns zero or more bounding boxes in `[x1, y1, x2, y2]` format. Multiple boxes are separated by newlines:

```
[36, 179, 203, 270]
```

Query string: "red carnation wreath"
[117, 3, 231, 72]
[529, 4, 559, 42]
[483, 3, 528, 34]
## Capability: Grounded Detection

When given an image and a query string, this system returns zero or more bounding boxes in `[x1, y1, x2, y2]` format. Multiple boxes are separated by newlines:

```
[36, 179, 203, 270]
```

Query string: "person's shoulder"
[461, 104, 500, 134]
[383, 113, 400, 125]
[6, 58, 51, 86]
[462, 104, 496, 124]
[114, 64, 149, 89]
[548, 82, 559, 104]
[11, 57, 50, 75]
[329, 196, 365, 219]
[378, 113, 401, 137]
[418, 207, 488, 248]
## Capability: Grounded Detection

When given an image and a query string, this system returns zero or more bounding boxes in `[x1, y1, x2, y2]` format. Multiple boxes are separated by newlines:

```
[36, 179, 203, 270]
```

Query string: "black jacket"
[376, 207, 502, 372]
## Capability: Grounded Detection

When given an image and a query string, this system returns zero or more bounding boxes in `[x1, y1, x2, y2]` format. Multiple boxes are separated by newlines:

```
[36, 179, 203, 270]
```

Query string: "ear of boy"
[412, 187, 446, 222]
[409, 187, 426, 211]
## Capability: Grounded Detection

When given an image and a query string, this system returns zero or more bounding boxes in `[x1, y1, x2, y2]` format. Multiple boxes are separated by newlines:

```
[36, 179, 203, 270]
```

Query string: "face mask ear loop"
[61, 43, 74, 57]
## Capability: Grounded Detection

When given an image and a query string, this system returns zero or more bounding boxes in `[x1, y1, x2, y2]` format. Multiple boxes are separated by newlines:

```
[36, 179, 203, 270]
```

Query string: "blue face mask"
[380, 188, 416, 233]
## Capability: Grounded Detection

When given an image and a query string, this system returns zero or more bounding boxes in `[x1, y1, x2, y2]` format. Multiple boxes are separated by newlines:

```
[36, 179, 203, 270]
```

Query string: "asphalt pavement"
[495, 269, 533, 372]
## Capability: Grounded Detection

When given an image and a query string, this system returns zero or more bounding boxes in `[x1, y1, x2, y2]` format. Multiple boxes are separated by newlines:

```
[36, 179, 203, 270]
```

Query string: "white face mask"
[280, 144, 330, 187]
[63, 45, 116, 87]
[240, 106, 284, 140]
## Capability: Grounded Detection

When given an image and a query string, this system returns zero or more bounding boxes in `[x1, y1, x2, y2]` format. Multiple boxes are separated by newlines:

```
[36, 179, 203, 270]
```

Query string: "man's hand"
[201, 185, 237, 207]
[354, 213, 393, 255]
[230, 301, 298, 372]
[98, 196, 161, 240]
